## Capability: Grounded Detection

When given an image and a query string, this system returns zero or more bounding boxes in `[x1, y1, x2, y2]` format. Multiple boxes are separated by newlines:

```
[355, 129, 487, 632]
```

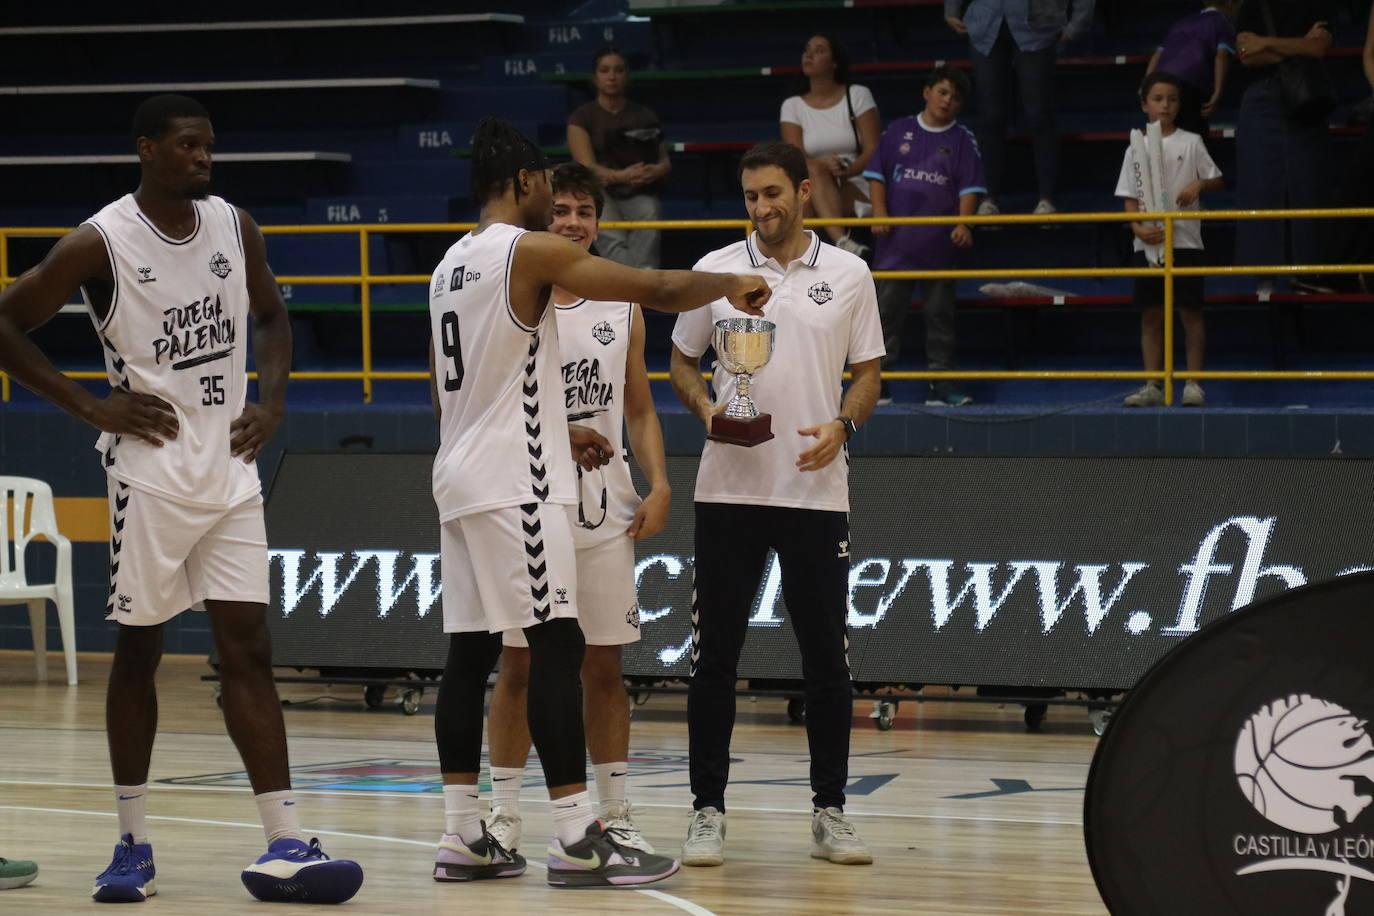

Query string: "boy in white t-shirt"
[1114, 72, 1224, 407]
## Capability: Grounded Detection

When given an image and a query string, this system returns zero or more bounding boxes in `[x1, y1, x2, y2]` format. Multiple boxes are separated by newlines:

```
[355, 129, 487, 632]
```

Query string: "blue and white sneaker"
[92, 834, 156, 902]
[240, 837, 363, 904]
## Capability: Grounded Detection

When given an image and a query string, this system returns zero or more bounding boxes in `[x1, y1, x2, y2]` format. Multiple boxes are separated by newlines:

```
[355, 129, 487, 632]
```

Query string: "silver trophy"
[708, 317, 776, 446]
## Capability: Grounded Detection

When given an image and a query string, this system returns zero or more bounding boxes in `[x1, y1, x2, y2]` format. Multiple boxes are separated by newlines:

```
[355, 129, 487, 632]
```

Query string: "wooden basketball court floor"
[0, 652, 1107, 914]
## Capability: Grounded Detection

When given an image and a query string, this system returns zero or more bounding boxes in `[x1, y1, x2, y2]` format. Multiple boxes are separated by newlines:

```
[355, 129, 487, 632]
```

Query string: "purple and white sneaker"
[433, 825, 526, 882]
[546, 820, 680, 889]
[240, 837, 363, 904]
[93, 834, 156, 902]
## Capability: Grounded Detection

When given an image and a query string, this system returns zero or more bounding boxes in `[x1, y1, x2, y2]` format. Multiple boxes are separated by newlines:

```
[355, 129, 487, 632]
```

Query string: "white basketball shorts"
[441, 501, 579, 634]
[105, 476, 269, 626]
[503, 532, 640, 648]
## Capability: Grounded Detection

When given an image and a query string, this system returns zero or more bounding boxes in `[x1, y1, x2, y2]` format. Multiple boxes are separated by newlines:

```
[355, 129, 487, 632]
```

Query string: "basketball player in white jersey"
[428, 118, 767, 889]
[482, 162, 670, 856]
[0, 95, 363, 905]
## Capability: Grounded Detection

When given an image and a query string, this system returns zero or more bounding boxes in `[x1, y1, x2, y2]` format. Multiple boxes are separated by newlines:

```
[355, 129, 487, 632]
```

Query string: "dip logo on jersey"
[564, 358, 614, 412]
[592, 320, 616, 346]
[449, 265, 480, 291]
[154, 294, 237, 370]
[209, 251, 231, 279]
[432, 273, 445, 296]
[808, 281, 834, 306]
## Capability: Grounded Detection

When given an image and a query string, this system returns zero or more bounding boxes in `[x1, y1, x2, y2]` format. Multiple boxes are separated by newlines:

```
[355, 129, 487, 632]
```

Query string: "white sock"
[443, 783, 483, 844]
[593, 762, 628, 811]
[552, 790, 597, 847]
[488, 766, 524, 812]
[255, 789, 304, 845]
[114, 784, 148, 844]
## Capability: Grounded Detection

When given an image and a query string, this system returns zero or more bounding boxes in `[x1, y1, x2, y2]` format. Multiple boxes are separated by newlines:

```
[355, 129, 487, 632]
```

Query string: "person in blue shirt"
[944, 0, 1094, 217]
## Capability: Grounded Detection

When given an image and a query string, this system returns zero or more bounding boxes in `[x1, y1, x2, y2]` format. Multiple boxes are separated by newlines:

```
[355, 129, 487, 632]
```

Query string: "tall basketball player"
[483, 162, 670, 856]
[427, 118, 767, 888]
[0, 95, 363, 905]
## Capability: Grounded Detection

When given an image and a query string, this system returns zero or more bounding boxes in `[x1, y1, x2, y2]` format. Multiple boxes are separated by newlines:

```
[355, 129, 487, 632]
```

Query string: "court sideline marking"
[0, 804, 716, 916]
[0, 779, 1080, 826]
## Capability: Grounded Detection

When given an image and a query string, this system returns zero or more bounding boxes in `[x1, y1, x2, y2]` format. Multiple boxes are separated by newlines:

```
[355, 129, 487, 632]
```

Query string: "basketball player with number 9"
[482, 161, 671, 857]
[0, 94, 364, 904]
[427, 118, 768, 889]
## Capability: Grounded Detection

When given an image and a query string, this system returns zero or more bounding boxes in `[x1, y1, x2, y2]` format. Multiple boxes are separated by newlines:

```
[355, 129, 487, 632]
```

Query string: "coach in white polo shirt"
[669, 141, 883, 868]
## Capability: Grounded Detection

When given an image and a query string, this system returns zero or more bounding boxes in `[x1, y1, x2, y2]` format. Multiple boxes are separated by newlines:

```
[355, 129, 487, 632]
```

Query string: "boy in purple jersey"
[1147, 2, 1239, 136]
[864, 66, 985, 406]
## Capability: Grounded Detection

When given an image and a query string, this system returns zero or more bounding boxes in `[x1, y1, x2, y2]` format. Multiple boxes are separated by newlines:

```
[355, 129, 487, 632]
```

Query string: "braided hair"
[469, 117, 550, 205]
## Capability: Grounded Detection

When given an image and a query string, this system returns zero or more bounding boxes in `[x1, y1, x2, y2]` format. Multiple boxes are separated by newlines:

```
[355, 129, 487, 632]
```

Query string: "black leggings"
[687, 502, 852, 811]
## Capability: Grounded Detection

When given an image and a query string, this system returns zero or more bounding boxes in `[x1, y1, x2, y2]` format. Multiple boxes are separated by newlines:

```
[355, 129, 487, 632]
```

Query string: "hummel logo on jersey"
[555, 587, 569, 605]
[626, 602, 641, 629]
[136, 266, 156, 284]
[808, 281, 834, 305]
[209, 251, 231, 278]
[837, 540, 850, 558]
[592, 320, 615, 345]
[117, 594, 133, 611]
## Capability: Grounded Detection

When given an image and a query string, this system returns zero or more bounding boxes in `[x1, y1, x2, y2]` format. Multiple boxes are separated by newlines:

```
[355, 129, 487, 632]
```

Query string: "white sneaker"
[976, 198, 1000, 217]
[486, 806, 522, 853]
[1033, 199, 1058, 216]
[1122, 383, 1164, 407]
[1181, 381, 1205, 407]
[810, 807, 873, 865]
[834, 234, 870, 259]
[601, 800, 655, 854]
[682, 807, 725, 867]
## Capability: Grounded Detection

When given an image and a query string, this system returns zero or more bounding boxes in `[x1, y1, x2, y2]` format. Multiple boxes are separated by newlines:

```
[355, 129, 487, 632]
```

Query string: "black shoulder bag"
[1260, 0, 1335, 124]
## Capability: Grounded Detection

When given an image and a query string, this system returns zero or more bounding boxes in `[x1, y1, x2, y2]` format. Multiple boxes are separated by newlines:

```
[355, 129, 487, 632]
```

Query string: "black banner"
[263, 452, 1374, 689]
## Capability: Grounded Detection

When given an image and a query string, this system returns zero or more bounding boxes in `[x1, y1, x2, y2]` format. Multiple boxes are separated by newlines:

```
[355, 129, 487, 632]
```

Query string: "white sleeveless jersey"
[556, 298, 639, 548]
[82, 194, 258, 509]
[430, 223, 575, 521]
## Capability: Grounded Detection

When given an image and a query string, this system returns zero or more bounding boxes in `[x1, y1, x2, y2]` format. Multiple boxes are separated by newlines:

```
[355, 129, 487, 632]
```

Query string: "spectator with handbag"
[781, 34, 882, 259]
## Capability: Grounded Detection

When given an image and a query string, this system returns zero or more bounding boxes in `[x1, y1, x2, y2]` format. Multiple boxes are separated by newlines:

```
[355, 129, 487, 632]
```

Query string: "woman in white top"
[780, 34, 881, 258]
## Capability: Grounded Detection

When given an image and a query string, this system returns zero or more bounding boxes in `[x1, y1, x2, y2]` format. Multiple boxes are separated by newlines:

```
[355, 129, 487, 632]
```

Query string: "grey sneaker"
[1122, 383, 1164, 407]
[0, 857, 39, 890]
[811, 807, 873, 865]
[486, 806, 522, 854]
[601, 800, 655, 854]
[1033, 199, 1058, 216]
[545, 820, 679, 888]
[835, 234, 871, 260]
[1181, 381, 1205, 407]
[433, 826, 526, 882]
[976, 198, 1000, 217]
[682, 807, 726, 867]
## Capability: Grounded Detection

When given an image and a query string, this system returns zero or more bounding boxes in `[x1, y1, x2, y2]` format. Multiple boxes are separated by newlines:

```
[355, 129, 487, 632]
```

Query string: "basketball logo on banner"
[1087, 572, 1374, 916]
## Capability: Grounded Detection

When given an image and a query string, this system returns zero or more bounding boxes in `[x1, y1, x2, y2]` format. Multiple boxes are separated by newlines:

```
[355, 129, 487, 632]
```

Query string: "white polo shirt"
[672, 230, 884, 513]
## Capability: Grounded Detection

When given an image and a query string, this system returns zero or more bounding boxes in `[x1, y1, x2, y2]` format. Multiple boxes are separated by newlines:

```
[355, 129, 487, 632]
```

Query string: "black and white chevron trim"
[106, 482, 130, 615]
[100, 335, 130, 469]
[689, 574, 701, 677]
[523, 333, 550, 501]
[522, 502, 551, 621]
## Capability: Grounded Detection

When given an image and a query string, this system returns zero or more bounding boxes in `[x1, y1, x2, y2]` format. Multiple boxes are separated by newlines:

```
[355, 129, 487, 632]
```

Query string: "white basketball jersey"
[556, 299, 639, 548]
[82, 194, 258, 509]
[430, 223, 575, 521]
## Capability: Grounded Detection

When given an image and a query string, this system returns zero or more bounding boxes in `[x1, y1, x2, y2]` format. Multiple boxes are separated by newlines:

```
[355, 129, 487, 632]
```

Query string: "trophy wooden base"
[708, 413, 774, 447]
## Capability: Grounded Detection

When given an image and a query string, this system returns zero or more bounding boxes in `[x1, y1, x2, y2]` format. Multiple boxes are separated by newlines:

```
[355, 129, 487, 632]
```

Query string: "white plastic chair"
[0, 477, 77, 684]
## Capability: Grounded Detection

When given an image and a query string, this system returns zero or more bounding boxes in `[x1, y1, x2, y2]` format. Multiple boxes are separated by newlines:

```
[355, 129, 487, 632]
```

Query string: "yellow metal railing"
[1, 208, 1371, 405]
